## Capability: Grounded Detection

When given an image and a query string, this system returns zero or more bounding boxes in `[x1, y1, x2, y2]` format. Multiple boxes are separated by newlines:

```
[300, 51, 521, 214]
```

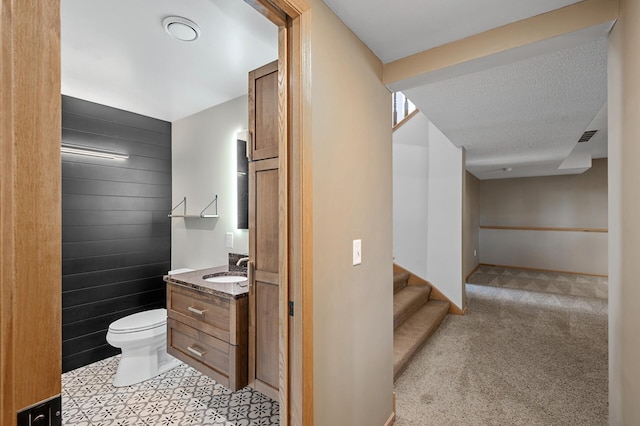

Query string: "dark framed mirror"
[237, 134, 249, 229]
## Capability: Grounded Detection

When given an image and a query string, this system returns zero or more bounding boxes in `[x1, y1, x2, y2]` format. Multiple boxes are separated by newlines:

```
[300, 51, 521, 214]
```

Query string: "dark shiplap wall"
[62, 96, 171, 372]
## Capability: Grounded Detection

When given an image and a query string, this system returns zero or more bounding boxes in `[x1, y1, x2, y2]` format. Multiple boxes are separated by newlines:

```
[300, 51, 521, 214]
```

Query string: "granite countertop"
[163, 265, 248, 300]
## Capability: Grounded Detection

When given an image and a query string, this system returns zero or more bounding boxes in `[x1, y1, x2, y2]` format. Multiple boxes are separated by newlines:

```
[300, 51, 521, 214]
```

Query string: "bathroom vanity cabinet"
[164, 269, 248, 391]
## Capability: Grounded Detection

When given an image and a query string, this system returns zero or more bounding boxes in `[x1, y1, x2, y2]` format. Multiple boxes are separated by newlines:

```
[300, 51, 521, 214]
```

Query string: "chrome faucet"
[236, 257, 250, 267]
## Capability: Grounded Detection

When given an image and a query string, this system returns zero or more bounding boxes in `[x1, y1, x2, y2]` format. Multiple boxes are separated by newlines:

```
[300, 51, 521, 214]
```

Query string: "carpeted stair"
[393, 270, 449, 380]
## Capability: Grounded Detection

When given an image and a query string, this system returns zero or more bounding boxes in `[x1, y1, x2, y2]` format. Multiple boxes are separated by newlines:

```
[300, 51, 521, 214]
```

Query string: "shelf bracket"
[200, 194, 218, 218]
[169, 197, 186, 217]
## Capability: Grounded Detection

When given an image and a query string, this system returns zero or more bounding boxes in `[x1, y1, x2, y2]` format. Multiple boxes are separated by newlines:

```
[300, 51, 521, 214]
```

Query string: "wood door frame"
[1, 1, 62, 424]
[244, 0, 312, 424]
[1, 0, 311, 424]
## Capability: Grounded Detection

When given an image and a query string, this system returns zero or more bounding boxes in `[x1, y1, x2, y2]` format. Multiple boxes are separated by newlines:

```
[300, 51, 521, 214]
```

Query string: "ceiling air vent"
[578, 130, 598, 143]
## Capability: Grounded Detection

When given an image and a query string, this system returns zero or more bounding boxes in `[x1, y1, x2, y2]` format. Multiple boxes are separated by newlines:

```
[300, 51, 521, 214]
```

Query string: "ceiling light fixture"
[61, 144, 129, 160]
[163, 16, 201, 42]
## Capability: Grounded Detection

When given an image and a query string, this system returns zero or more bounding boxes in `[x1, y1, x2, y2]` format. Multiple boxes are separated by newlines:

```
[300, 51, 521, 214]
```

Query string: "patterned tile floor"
[62, 356, 279, 425]
[467, 264, 608, 299]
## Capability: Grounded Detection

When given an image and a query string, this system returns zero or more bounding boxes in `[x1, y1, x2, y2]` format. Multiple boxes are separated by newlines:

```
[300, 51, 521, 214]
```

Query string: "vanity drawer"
[168, 318, 247, 391]
[167, 283, 230, 342]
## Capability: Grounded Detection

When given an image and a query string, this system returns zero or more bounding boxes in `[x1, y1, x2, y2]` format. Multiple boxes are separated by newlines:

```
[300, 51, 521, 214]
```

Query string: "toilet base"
[112, 343, 182, 387]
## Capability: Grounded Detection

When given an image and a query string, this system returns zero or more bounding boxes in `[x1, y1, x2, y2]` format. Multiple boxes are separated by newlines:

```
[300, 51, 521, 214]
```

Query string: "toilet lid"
[108, 308, 167, 334]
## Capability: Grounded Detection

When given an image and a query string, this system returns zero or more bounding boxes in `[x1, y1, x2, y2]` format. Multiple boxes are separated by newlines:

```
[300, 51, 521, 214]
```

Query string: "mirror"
[237, 132, 249, 229]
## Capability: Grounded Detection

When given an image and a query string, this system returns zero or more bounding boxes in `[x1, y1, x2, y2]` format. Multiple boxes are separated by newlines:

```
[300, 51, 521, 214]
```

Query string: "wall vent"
[578, 130, 598, 143]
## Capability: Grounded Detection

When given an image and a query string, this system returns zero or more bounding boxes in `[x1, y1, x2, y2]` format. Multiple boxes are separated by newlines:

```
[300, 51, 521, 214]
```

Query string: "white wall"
[463, 171, 480, 278]
[392, 113, 465, 310]
[171, 95, 249, 270]
[426, 122, 464, 309]
[393, 113, 430, 278]
[479, 229, 607, 274]
[478, 159, 608, 275]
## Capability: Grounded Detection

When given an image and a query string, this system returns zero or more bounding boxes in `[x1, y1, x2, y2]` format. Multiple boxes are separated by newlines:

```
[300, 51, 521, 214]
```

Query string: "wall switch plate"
[474, 249, 477, 257]
[226, 232, 233, 249]
[353, 239, 362, 266]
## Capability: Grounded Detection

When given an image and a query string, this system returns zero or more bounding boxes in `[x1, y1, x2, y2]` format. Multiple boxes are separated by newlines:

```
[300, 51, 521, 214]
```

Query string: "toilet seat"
[108, 309, 166, 334]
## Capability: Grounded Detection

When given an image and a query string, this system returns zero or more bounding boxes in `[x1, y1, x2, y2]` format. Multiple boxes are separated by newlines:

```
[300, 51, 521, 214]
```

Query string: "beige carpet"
[468, 265, 608, 299]
[394, 266, 608, 425]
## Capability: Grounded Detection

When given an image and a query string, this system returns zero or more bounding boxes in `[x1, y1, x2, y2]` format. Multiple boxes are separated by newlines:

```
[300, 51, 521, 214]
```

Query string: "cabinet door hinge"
[289, 301, 294, 317]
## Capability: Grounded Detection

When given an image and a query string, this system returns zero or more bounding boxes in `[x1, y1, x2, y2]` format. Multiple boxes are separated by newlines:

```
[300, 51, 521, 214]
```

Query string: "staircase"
[393, 267, 450, 380]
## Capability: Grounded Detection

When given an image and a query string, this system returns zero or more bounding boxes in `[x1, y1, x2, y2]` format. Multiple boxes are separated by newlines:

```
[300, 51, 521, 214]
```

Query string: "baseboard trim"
[384, 409, 396, 426]
[478, 263, 608, 278]
[383, 392, 396, 425]
[480, 225, 607, 233]
[393, 263, 465, 315]
[465, 263, 480, 281]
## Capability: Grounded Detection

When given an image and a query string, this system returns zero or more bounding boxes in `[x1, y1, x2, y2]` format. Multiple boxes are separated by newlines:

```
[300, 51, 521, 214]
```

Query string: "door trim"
[244, 0, 312, 424]
[1, 1, 62, 422]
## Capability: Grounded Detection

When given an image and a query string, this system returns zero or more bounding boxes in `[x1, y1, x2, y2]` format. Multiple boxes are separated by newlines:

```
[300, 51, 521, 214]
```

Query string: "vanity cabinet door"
[249, 157, 280, 401]
[248, 60, 278, 161]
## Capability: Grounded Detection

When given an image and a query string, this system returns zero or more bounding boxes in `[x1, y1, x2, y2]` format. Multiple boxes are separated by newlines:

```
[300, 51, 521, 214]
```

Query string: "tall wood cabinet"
[249, 60, 279, 161]
[248, 60, 280, 401]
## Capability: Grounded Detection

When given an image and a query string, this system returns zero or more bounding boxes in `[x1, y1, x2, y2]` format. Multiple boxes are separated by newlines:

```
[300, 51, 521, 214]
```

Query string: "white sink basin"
[204, 275, 248, 284]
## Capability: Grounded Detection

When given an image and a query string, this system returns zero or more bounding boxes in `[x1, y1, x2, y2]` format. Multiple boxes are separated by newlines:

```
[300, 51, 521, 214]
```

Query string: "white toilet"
[106, 308, 181, 387]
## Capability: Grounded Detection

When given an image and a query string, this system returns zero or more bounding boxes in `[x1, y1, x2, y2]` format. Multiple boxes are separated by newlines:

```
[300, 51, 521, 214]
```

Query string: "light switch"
[226, 232, 233, 249]
[353, 239, 362, 266]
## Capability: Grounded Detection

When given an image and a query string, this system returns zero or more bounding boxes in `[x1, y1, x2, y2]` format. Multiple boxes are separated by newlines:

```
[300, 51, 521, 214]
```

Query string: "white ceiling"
[322, 0, 582, 63]
[62, 0, 611, 179]
[61, 0, 278, 122]
[405, 36, 609, 180]
[322, 0, 611, 179]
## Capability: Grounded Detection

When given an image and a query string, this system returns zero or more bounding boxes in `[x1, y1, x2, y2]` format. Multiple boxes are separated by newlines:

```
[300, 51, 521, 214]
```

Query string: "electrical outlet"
[226, 232, 233, 249]
[353, 239, 362, 266]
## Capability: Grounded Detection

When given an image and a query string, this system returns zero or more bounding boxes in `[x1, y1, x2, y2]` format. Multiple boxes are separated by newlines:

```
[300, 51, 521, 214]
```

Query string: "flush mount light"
[61, 144, 129, 160]
[163, 16, 201, 42]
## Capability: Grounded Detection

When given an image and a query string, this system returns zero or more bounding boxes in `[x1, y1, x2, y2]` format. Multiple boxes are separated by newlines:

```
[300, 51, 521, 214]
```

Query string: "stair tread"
[393, 299, 450, 379]
[393, 271, 410, 293]
[393, 285, 431, 329]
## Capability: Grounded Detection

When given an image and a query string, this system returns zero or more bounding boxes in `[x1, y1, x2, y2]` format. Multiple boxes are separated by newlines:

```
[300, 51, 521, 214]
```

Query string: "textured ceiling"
[62, 0, 610, 179]
[61, 0, 278, 121]
[322, 0, 582, 63]
[404, 37, 608, 179]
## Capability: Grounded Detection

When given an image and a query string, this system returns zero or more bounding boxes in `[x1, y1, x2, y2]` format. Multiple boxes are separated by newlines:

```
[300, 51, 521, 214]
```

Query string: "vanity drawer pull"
[187, 345, 206, 358]
[188, 306, 206, 316]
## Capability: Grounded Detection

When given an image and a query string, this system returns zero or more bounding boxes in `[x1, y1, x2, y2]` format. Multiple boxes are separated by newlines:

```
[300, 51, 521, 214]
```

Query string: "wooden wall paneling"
[62, 96, 171, 134]
[1, 0, 62, 423]
[61, 95, 172, 373]
[61, 162, 171, 186]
